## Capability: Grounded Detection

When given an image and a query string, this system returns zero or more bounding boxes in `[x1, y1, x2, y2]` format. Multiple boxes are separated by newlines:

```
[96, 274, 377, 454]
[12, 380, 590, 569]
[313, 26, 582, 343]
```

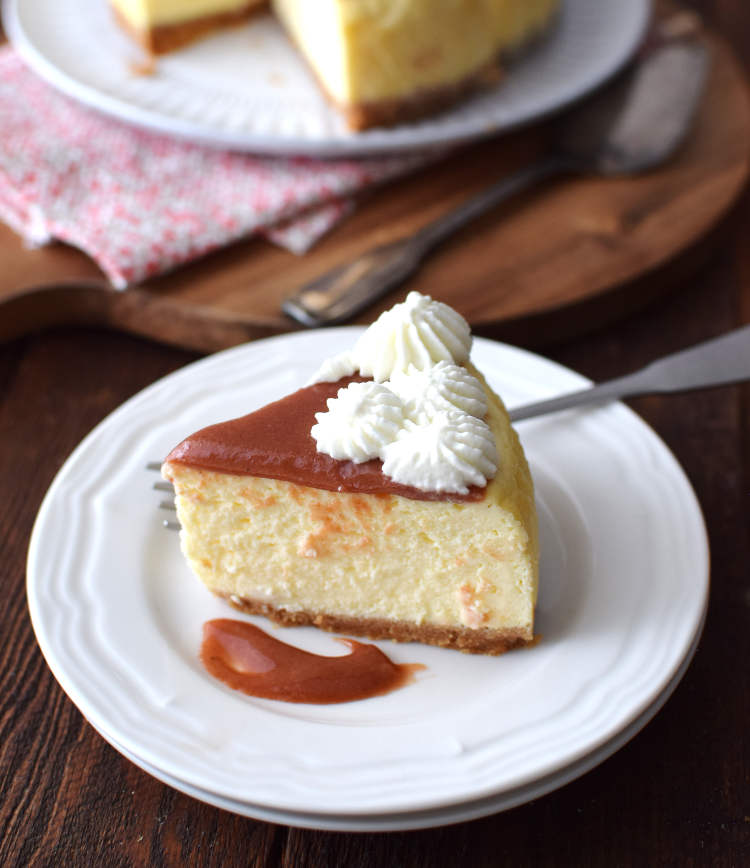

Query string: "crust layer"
[219, 592, 533, 656]
[339, 62, 503, 132]
[112, 3, 265, 54]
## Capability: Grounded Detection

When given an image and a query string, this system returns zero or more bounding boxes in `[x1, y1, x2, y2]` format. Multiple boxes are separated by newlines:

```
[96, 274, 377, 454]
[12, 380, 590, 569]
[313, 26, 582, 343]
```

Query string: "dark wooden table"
[2, 2, 749, 865]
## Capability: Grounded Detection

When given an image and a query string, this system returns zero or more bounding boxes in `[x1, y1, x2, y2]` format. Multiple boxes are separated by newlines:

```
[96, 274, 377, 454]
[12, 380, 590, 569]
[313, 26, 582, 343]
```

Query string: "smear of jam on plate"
[201, 619, 425, 704]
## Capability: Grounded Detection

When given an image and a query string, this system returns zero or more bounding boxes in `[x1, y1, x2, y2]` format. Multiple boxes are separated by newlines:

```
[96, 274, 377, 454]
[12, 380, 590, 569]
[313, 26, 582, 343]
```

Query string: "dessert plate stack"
[27, 332, 708, 830]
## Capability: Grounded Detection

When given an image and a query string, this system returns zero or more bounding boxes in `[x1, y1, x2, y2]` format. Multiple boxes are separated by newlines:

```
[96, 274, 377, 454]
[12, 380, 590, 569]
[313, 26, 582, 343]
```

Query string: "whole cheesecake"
[162, 293, 539, 654]
[111, 0, 560, 129]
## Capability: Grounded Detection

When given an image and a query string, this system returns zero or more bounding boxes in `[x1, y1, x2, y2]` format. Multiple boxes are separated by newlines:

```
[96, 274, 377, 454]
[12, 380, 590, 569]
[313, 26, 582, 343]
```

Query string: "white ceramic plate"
[27, 330, 708, 818]
[4, 0, 650, 156]
[95, 616, 705, 831]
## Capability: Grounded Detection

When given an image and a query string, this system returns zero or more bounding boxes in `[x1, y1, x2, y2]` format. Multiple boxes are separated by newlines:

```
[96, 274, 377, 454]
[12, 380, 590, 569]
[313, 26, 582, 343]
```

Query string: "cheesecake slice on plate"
[162, 293, 539, 654]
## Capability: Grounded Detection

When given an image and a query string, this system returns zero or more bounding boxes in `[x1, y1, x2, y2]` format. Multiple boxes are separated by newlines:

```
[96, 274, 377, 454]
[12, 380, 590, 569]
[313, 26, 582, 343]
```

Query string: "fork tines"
[148, 462, 179, 530]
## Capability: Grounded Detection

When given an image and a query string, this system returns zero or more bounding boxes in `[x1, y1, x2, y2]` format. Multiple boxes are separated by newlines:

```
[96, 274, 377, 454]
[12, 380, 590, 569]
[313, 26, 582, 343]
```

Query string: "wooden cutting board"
[1, 14, 749, 353]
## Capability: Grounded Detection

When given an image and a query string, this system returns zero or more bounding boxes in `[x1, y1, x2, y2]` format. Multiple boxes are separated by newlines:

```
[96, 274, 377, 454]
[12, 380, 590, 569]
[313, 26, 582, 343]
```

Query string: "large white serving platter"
[4, 0, 650, 155]
[27, 329, 708, 818]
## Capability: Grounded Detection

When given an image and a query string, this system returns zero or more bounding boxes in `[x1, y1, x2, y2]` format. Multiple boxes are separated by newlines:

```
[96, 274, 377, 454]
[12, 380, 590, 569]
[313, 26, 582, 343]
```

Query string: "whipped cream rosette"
[311, 381, 405, 463]
[388, 361, 488, 421]
[352, 291, 472, 382]
[381, 414, 498, 495]
[310, 292, 499, 493]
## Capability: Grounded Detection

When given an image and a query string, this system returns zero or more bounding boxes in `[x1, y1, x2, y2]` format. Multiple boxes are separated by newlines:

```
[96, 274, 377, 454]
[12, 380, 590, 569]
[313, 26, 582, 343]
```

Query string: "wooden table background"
[2, 1, 748, 865]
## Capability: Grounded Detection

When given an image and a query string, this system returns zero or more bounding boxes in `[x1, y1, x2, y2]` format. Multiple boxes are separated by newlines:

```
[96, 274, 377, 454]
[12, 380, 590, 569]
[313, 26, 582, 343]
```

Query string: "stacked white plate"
[27, 331, 709, 831]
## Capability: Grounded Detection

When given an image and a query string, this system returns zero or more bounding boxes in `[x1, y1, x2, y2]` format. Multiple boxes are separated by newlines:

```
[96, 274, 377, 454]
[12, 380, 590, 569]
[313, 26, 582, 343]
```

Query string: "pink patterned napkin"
[0, 47, 435, 288]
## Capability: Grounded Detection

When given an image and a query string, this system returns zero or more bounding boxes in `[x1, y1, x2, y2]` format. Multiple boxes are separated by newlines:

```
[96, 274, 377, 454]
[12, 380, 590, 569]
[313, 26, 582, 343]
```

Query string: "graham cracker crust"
[333, 8, 560, 130]
[112, 2, 267, 55]
[340, 62, 503, 132]
[219, 592, 533, 656]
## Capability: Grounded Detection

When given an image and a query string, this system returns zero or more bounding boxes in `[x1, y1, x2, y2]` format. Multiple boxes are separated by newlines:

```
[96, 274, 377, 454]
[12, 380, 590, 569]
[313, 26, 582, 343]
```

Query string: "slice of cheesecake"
[162, 298, 538, 656]
[110, 0, 559, 129]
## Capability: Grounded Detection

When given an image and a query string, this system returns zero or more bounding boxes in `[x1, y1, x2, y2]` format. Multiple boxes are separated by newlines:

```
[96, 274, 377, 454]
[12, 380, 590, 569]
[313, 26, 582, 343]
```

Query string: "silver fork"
[282, 17, 708, 327]
[509, 324, 750, 421]
[147, 462, 180, 530]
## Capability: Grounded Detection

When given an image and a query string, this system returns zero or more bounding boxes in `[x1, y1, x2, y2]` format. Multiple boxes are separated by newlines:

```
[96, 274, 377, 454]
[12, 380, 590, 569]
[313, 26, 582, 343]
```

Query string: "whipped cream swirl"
[381, 415, 497, 495]
[309, 292, 472, 385]
[310, 382, 405, 464]
[355, 291, 472, 382]
[308, 292, 499, 494]
[388, 361, 488, 422]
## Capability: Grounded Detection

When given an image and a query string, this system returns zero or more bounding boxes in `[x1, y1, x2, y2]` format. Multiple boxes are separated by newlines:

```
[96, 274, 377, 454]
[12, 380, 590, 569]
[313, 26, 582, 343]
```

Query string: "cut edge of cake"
[109, 0, 560, 130]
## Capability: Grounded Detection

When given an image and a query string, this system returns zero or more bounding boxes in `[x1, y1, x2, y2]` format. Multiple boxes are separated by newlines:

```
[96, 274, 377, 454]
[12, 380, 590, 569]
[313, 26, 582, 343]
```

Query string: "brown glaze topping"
[165, 377, 485, 502]
[200, 619, 424, 704]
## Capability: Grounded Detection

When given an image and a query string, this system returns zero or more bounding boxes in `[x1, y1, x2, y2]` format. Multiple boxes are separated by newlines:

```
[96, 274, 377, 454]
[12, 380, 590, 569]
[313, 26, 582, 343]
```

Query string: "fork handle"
[282, 156, 568, 328]
[509, 324, 750, 421]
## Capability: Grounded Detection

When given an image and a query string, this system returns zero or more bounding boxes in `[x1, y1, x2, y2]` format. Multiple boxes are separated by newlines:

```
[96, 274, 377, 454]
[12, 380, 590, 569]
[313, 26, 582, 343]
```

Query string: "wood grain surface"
[1, 6, 749, 352]
[1, 1, 749, 866]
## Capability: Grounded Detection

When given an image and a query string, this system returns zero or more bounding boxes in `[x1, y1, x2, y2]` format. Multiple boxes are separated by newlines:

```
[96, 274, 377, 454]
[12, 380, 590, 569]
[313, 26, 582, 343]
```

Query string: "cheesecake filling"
[273, 0, 501, 105]
[113, 0, 258, 29]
